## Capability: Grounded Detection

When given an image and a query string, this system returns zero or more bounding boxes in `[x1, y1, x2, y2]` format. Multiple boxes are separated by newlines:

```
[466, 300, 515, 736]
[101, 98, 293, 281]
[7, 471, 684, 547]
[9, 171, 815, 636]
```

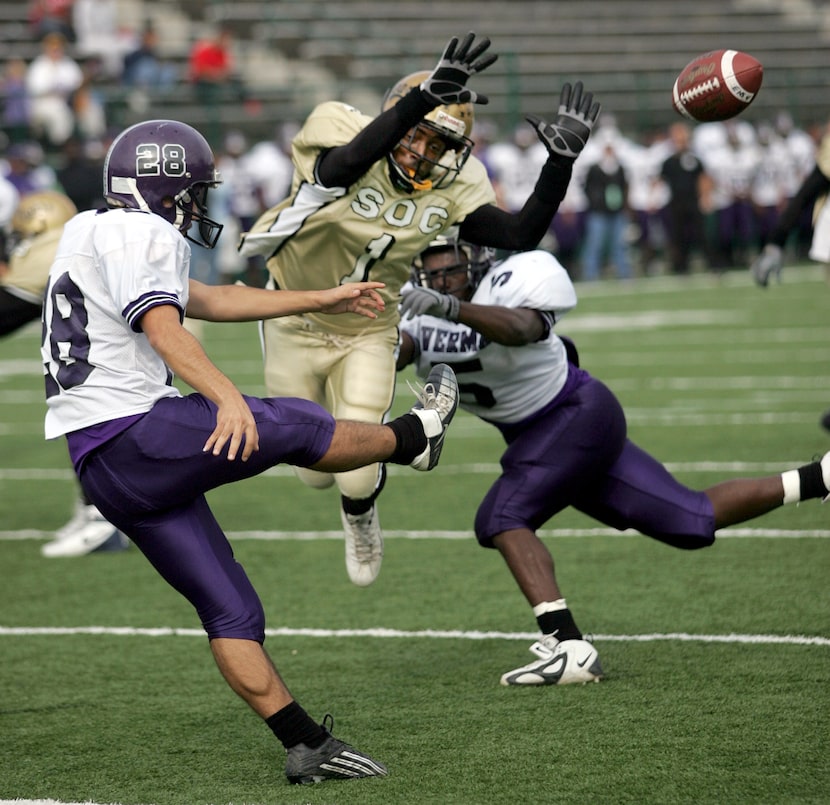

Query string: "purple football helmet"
[103, 119, 224, 248]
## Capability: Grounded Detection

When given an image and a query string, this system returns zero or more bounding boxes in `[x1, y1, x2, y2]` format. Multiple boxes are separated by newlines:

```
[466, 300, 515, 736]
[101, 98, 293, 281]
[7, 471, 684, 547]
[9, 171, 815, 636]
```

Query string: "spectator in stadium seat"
[188, 26, 243, 106]
[72, 0, 135, 79]
[1, 60, 32, 145]
[25, 32, 84, 149]
[27, 0, 75, 43]
[121, 22, 179, 97]
[40, 117, 459, 785]
[187, 26, 246, 145]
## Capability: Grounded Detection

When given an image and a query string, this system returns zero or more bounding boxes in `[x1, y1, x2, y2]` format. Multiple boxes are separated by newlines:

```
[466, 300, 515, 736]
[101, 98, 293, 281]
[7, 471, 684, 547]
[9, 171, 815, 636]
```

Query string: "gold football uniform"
[1, 226, 64, 303]
[241, 101, 496, 497]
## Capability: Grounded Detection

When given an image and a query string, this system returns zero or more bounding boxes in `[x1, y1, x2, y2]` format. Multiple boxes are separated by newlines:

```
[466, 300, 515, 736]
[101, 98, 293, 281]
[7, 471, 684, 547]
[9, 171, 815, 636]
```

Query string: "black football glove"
[400, 286, 461, 321]
[526, 81, 601, 161]
[420, 32, 498, 106]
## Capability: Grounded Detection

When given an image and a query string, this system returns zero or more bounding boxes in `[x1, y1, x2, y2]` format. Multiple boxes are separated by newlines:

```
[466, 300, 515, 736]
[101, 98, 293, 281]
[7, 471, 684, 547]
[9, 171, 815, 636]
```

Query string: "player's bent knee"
[201, 601, 266, 643]
[336, 463, 383, 501]
[295, 466, 336, 489]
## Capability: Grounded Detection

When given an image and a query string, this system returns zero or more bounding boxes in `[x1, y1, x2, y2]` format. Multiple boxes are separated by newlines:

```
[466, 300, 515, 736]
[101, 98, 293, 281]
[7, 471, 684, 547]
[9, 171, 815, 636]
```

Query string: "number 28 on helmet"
[103, 119, 224, 248]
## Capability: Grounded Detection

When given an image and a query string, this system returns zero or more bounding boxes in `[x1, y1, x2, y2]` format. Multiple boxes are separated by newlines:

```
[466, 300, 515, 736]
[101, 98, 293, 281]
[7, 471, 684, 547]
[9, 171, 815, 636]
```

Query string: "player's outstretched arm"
[186, 279, 386, 322]
[316, 32, 497, 189]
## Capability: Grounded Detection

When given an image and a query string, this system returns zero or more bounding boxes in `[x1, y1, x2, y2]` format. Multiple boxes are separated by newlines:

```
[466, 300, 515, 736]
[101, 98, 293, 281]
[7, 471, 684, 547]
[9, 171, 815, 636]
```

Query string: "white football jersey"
[42, 208, 190, 439]
[401, 250, 577, 423]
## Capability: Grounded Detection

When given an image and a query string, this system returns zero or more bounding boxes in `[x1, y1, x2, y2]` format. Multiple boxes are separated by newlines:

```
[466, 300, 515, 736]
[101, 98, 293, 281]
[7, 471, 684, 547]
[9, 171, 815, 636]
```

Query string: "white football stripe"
[721, 49, 755, 103]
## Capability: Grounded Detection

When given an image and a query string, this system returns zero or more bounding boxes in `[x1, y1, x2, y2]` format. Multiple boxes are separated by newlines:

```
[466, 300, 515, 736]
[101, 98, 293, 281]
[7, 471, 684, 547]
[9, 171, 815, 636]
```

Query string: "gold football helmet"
[11, 191, 77, 238]
[381, 71, 475, 191]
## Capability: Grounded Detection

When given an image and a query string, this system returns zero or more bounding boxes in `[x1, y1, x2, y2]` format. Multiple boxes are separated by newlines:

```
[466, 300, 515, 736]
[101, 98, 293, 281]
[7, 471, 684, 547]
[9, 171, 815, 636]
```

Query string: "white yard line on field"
[0, 460, 821, 484]
[2, 527, 829, 541]
[0, 624, 827, 647]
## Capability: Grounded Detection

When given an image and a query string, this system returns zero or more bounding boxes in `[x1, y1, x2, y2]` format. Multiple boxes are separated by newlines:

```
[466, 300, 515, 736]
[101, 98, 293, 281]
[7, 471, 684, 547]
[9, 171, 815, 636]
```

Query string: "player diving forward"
[397, 232, 830, 686]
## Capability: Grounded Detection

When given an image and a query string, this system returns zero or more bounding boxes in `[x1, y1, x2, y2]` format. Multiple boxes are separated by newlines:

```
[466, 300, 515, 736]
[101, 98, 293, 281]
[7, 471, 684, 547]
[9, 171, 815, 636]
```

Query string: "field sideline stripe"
[2, 527, 829, 541]
[0, 460, 817, 482]
[0, 625, 826, 647]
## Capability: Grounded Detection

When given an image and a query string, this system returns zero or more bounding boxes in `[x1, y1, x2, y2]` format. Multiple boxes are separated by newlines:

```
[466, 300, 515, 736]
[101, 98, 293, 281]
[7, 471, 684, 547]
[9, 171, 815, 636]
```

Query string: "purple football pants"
[474, 372, 716, 550]
[78, 394, 335, 642]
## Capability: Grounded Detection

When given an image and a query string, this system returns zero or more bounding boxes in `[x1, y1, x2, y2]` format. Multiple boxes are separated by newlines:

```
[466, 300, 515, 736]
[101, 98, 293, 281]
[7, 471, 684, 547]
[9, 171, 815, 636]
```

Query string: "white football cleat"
[42, 502, 129, 558]
[821, 450, 830, 502]
[500, 636, 603, 686]
[341, 503, 383, 587]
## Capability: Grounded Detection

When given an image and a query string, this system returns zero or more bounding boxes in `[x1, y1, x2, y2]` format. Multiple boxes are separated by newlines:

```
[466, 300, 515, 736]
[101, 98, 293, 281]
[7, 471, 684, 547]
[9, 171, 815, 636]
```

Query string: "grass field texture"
[1, 267, 829, 805]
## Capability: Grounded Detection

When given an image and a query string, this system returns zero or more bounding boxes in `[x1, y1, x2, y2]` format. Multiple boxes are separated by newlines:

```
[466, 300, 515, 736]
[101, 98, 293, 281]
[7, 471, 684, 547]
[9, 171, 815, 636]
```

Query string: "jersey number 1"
[340, 233, 394, 284]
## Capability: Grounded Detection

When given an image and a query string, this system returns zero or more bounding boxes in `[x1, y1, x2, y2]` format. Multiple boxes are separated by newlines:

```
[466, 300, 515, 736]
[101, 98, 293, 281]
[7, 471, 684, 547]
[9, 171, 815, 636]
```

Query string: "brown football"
[672, 50, 763, 122]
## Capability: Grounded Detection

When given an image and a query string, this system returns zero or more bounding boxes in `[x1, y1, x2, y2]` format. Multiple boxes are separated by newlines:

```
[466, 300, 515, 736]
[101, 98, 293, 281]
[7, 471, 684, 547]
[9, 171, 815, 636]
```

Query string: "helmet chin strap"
[406, 168, 432, 190]
[405, 167, 433, 191]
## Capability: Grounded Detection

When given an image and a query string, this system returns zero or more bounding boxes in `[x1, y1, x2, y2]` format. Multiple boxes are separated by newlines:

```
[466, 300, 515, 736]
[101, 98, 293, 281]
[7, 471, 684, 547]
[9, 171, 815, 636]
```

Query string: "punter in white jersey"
[41, 118, 462, 785]
[397, 233, 830, 687]
[239, 31, 601, 587]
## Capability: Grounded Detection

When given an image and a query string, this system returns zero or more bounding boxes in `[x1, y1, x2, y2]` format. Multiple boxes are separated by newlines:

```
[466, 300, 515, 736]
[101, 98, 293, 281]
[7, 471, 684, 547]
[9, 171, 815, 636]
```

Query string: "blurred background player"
[750, 118, 830, 430]
[396, 232, 830, 686]
[0, 189, 129, 556]
[239, 31, 600, 587]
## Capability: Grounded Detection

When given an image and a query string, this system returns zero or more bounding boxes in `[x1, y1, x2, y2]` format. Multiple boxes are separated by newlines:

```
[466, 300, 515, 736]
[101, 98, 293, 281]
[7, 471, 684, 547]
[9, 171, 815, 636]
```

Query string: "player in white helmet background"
[239, 31, 601, 588]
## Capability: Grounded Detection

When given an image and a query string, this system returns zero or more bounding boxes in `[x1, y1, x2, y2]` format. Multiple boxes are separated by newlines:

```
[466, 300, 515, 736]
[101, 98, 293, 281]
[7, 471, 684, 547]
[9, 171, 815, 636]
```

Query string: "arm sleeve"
[316, 89, 436, 188]
[459, 157, 574, 250]
[768, 166, 830, 247]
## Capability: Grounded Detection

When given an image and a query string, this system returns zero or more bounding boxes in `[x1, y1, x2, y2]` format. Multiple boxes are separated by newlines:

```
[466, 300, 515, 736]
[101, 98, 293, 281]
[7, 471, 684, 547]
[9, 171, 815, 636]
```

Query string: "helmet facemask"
[389, 117, 473, 192]
[412, 236, 492, 299]
[175, 182, 223, 249]
[382, 71, 475, 192]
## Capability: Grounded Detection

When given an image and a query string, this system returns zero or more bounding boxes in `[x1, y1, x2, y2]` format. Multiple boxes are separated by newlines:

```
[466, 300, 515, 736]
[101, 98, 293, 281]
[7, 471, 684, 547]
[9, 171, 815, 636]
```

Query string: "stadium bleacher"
[2, 0, 828, 145]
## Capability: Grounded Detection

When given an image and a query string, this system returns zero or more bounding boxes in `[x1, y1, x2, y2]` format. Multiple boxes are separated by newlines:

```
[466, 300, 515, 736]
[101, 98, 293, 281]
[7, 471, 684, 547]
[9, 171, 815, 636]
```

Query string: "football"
[672, 49, 763, 122]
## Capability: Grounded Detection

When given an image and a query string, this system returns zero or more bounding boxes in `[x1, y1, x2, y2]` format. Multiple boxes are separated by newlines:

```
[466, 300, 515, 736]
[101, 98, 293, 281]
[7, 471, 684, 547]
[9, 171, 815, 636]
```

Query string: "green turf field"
[1, 267, 828, 805]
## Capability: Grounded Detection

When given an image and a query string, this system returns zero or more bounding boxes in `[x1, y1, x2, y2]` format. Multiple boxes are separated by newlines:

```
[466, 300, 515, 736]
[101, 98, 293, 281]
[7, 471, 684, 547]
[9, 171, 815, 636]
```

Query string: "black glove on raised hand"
[420, 32, 498, 106]
[526, 82, 601, 161]
[400, 286, 461, 321]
